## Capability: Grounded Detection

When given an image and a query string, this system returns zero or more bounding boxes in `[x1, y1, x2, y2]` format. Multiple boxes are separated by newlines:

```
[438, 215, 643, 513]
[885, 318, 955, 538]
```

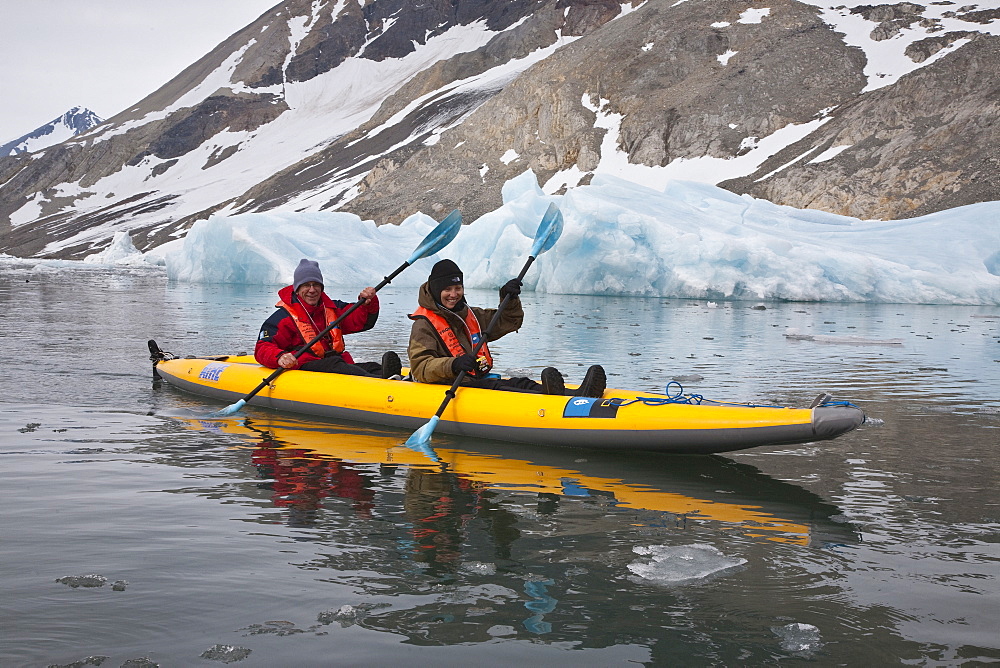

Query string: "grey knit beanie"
[293, 259, 324, 290]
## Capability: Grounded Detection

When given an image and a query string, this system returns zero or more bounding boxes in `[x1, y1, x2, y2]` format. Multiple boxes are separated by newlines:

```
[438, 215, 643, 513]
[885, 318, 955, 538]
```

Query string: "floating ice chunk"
[772, 622, 823, 656]
[56, 573, 108, 588]
[316, 602, 388, 627]
[461, 561, 498, 575]
[784, 329, 904, 345]
[627, 544, 747, 584]
[200, 644, 252, 663]
[83, 231, 161, 266]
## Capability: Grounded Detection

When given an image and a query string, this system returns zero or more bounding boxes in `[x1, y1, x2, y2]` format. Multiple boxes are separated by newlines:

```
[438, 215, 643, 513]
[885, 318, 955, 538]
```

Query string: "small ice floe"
[461, 561, 497, 575]
[241, 620, 304, 636]
[49, 655, 108, 667]
[82, 231, 162, 267]
[56, 574, 107, 588]
[627, 544, 747, 585]
[771, 622, 823, 656]
[783, 328, 903, 345]
[317, 602, 387, 627]
[200, 644, 252, 663]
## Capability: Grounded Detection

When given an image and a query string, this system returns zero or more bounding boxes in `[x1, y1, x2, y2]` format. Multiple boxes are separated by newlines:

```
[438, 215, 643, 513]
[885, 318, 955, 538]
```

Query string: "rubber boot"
[576, 365, 606, 398]
[541, 367, 565, 395]
[381, 351, 403, 379]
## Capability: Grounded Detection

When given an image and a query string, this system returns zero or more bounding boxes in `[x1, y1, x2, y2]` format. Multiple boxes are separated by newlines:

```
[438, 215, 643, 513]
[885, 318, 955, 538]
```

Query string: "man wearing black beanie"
[407, 259, 605, 397]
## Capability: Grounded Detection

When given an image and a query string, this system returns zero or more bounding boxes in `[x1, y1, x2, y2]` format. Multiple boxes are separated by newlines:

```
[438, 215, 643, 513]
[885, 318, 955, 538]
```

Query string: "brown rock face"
[721, 35, 1000, 220]
[0, 0, 998, 259]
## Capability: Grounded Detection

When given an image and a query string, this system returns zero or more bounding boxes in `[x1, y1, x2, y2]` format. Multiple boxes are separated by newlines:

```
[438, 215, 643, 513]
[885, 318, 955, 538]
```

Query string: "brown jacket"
[407, 281, 523, 384]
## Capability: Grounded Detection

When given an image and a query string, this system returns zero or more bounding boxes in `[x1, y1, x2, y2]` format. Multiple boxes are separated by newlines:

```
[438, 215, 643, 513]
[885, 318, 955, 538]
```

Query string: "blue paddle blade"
[405, 415, 439, 447]
[208, 398, 245, 417]
[406, 209, 462, 264]
[529, 202, 563, 257]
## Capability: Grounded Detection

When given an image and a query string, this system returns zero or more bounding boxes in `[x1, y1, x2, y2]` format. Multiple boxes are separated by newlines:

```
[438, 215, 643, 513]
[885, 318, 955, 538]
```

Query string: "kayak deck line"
[153, 354, 866, 454]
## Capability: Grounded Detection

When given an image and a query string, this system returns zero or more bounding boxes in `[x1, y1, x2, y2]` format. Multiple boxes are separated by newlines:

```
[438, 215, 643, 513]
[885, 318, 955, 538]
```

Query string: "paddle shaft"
[430, 255, 537, 419]
[242, 261, 412, 404]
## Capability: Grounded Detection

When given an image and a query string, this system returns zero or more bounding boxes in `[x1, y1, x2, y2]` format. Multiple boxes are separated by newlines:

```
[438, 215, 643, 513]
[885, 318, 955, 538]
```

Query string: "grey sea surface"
[2, 265, 998, 667]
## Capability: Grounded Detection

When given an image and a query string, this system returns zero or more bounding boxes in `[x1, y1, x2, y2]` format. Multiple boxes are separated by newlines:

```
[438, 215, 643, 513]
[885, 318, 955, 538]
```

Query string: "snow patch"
[808, 144, 852, 164]
[717, 49, 738, 65]
[738, 8, 770, 24]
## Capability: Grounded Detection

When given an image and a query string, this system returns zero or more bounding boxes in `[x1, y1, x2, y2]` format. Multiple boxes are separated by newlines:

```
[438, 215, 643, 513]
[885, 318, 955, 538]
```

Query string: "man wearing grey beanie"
[254, 258, 402, 378]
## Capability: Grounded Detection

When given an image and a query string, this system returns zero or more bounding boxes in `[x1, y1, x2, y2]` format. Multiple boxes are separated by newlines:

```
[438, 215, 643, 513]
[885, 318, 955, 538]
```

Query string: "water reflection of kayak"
[191, 415, 859, 547]
[155, 353, 865, 455]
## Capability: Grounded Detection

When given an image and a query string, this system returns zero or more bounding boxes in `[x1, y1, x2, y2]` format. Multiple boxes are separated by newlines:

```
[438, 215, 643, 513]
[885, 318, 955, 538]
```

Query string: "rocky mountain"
[0, 106, 103, 157]
[1, 0, 997, 260]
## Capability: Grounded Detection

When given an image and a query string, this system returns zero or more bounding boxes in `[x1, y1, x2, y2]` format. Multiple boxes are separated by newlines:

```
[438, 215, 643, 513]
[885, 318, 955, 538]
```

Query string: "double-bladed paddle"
[210, 209, 463, 417]
[405, 202, 564, 447]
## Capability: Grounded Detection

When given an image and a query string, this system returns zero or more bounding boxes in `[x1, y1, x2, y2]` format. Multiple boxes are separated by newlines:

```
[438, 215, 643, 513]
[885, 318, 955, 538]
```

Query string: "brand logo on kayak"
[563, 397, 622, 419]
[199, 363, 228, 382]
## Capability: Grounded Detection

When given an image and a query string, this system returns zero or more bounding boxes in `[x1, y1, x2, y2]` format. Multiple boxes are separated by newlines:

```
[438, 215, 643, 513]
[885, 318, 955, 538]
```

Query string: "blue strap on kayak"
[816, 399, 862, 409]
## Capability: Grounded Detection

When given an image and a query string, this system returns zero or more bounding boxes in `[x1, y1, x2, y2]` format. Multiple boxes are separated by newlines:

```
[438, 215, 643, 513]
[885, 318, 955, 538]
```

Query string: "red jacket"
[254, 285, 379, 369]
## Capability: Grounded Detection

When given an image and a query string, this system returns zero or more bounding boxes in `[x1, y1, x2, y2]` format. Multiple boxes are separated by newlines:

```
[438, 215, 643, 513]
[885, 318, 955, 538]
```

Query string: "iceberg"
[127, 172, 1000, 305]
[83, 230, 162, 266]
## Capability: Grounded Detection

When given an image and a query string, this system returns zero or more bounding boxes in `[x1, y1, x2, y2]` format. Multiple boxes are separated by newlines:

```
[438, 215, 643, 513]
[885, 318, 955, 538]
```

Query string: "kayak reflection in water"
[255, 258, 403, 378]
[251, 443, 376, 527]
[403, 468, 520, 578]
[407, 259, 605, 396]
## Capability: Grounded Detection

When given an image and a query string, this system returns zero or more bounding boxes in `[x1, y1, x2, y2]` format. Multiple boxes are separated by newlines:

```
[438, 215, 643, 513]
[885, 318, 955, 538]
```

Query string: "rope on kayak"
[617, 381, 705, 406]
[616, 383, 863, 411]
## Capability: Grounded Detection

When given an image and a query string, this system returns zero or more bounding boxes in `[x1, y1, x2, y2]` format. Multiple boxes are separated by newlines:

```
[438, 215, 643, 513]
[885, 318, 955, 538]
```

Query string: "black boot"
[576, 365, 606, 398]
[381, 351, 403, 379]
[541, 367, 565, 395]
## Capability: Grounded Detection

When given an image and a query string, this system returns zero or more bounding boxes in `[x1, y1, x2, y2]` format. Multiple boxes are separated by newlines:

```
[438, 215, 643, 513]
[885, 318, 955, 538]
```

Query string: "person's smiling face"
[440, 283, 464, 310]
[296, 281, 323, 306]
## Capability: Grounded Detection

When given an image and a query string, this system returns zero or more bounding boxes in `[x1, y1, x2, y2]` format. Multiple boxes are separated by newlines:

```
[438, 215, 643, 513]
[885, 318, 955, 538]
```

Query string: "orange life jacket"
[277, 298, 345, 357]
[411, 306, 493, 370]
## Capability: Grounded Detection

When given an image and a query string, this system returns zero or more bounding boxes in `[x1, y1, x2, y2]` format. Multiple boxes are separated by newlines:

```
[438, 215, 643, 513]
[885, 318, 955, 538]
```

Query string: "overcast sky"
[0, 0, 279, 141]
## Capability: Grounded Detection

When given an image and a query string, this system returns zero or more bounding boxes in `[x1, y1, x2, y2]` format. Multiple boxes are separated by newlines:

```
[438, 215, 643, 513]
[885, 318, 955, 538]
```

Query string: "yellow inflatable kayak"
[152, 349, 865, 455]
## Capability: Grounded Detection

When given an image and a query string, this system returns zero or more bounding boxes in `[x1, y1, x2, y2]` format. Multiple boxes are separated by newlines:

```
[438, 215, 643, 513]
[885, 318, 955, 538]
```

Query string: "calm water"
[2, 264, 998, 667]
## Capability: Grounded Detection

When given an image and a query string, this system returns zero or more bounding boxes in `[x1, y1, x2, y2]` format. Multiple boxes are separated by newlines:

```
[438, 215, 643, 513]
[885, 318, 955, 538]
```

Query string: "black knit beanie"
[428, 259, 463, 302]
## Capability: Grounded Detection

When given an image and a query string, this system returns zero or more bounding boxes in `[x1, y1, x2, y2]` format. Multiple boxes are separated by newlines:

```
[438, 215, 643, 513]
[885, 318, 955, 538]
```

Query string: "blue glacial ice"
[130, 172, 1000, 304]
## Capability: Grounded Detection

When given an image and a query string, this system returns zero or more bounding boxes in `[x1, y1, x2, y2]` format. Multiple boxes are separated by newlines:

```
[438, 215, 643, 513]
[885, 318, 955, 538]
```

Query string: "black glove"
[452, 354, 478, 374]
[499, 278, 522, 299]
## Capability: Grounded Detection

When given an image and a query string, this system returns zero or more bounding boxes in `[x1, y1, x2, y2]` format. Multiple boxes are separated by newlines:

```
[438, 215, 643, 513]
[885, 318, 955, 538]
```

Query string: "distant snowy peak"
[0, 107, 103, 156]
